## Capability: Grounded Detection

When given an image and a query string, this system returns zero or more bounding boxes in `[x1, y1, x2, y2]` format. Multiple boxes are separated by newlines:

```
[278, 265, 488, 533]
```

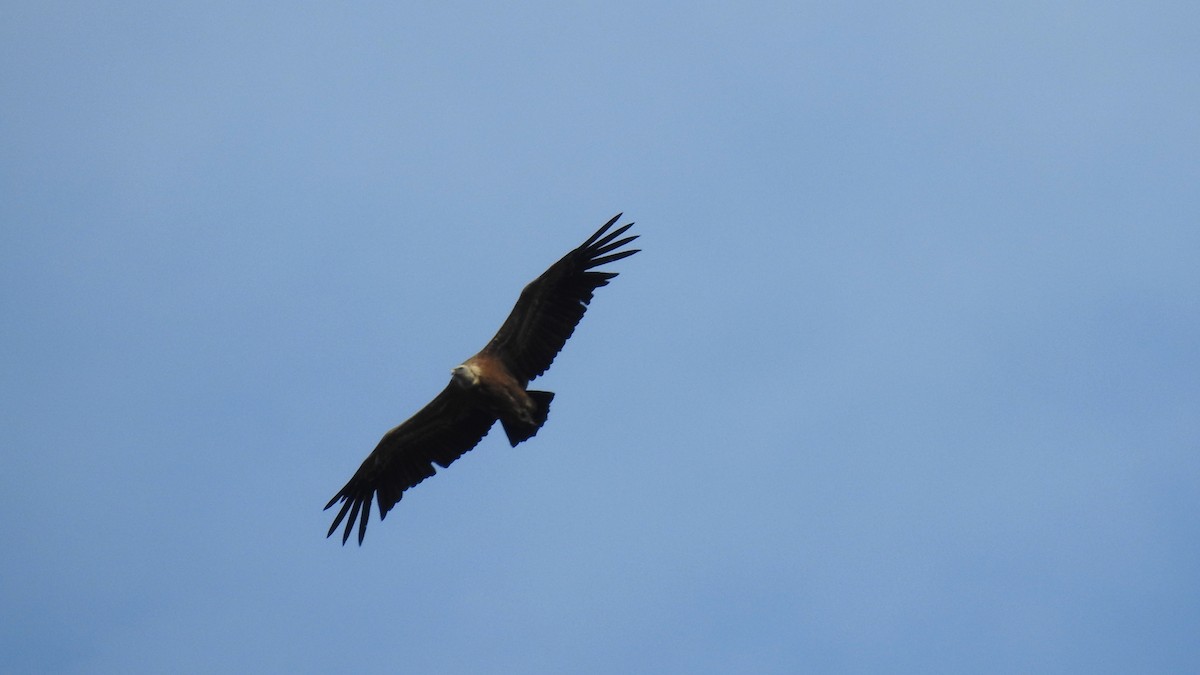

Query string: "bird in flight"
[325, 214, 639, 544]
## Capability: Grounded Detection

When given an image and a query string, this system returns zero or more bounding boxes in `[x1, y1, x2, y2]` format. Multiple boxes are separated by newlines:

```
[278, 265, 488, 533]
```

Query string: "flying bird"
[325, 214, 639, 544]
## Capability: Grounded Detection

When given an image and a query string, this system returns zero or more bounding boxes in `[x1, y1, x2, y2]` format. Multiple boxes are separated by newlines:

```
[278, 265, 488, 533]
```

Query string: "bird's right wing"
[324, 384, 497, 545]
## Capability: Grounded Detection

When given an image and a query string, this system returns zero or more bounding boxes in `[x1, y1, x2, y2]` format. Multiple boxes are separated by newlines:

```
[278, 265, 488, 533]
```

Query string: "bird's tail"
[501, 390, 554, 447]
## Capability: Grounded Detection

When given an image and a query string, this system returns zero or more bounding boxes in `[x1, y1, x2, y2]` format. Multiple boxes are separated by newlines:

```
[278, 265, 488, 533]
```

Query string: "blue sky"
[2, 2, 1197, 673]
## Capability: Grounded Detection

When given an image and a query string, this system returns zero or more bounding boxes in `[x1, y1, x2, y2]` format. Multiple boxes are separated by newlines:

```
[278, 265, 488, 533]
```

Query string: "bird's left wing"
[483, 214, 639, 382]
[324, 384, 497, 545]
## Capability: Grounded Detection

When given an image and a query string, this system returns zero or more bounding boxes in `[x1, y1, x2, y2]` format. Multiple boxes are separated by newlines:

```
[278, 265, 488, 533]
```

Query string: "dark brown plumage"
[325, 214, 639, 544]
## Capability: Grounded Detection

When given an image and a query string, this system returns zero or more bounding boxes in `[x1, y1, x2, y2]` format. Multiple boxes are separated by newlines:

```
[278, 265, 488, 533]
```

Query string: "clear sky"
[2, 2, 1197, 673]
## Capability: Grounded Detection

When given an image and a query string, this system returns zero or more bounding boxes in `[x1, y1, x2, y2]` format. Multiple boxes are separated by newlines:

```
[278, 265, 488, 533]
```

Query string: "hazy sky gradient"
[3, 2, 1197, 673]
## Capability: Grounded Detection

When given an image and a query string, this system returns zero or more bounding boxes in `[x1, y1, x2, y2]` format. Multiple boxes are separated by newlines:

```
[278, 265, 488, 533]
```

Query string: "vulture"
[325, 214, 639, 544]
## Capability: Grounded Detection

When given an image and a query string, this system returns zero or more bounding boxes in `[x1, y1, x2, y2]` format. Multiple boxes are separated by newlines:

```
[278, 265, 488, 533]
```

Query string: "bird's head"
[451, 363, 480, 388]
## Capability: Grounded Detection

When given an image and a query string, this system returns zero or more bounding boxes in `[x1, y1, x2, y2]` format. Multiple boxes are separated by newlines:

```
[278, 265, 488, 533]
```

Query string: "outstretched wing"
[484, 214, 639, 382]
[324, 384, 497, 545]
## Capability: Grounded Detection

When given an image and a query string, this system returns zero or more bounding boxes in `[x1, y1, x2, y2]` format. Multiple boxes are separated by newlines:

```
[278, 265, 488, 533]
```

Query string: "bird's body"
[450, 354, 553, 446]
[325, 214, 638, 544]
